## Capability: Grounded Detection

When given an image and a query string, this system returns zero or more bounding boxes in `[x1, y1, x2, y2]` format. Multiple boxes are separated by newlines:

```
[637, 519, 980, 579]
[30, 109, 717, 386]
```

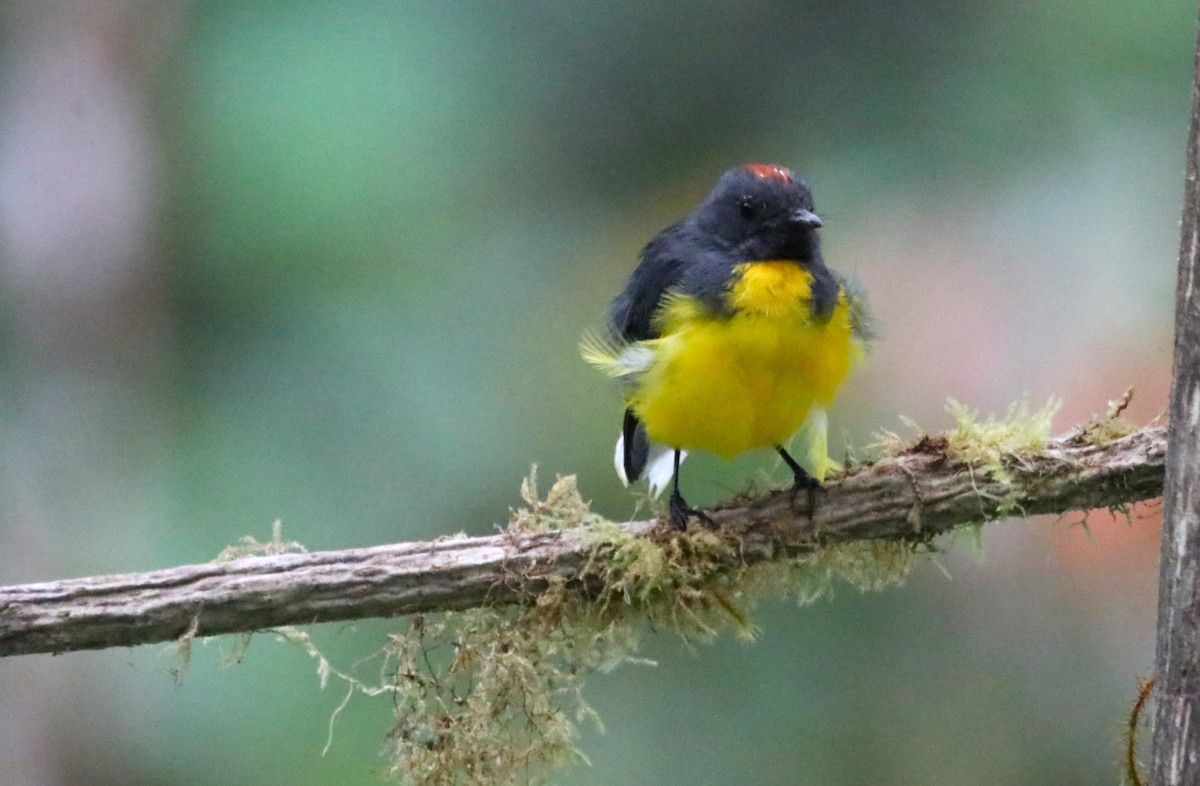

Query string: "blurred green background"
[0, 1, 1188, 784]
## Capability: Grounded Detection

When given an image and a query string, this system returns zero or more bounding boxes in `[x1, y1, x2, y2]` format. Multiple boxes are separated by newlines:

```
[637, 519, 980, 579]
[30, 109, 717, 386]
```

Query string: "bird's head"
[690, 163, 823, 262]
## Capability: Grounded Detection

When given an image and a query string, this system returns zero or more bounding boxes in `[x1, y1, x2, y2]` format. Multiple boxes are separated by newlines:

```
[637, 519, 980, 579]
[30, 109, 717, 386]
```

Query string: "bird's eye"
[738, 197, 762, 221]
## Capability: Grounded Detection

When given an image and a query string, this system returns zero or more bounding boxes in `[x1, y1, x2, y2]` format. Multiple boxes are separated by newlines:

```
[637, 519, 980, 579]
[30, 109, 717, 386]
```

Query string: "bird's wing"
[610, 230, 690, 342]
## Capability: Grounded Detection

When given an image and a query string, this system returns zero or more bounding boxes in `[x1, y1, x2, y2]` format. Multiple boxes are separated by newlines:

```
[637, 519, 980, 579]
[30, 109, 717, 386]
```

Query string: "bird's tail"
[614, 409, 685, 498]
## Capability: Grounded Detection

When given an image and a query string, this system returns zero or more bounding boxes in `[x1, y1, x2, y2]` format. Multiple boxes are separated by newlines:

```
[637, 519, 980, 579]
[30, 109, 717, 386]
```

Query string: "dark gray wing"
[609, 225, 690, 342]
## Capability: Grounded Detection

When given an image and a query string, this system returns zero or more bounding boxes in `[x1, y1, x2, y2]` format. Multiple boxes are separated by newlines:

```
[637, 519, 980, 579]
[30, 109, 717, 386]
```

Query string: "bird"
[582, 163, 872, 530]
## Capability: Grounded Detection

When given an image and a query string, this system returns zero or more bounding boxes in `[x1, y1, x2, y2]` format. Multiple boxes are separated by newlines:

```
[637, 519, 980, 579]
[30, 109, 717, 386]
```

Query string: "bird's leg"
[667, 449, 715, 530]
[777, 446, 821, 515]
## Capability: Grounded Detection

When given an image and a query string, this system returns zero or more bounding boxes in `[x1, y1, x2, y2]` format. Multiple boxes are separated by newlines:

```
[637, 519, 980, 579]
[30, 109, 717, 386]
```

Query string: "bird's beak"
[789, 208, 823, 228]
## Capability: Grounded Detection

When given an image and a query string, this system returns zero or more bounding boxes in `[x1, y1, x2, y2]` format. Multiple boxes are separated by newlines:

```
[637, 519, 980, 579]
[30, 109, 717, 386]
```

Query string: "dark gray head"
[688, 163, 823, 262]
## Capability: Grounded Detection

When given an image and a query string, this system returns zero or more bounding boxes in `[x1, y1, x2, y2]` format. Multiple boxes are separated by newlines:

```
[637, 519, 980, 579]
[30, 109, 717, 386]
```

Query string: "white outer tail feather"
[646, 448, 685, 498]
[613, 432, 686, 498]
[614, 433, 629, 486]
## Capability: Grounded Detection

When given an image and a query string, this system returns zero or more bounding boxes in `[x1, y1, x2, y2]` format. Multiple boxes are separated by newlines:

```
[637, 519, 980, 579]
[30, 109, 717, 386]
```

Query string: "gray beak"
[789, 208, 823, 228]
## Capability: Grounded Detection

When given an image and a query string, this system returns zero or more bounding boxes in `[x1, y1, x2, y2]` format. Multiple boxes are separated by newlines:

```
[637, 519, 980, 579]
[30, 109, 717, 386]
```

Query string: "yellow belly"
[630, 261, 855, 459]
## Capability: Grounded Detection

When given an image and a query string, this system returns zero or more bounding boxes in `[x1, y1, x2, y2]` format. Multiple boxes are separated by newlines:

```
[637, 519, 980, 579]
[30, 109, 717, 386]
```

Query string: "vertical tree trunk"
[1151, 8, 1200, 784]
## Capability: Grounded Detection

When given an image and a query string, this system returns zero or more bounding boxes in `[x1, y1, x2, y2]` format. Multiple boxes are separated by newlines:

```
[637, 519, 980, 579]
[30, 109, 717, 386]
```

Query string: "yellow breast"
[729, 259, 818, 317]
[631, 261, 856, 459]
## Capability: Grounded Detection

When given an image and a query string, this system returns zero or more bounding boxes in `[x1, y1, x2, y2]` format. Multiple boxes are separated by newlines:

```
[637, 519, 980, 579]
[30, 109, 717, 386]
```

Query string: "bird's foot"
[777, 446, 822, 518]
[668, 490, 716, 531]
[788, 471, 822, 518]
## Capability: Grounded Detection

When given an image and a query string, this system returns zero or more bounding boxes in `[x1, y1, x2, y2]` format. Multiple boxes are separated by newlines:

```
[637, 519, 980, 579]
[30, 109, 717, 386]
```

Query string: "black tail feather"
[622, 409, 650, 483]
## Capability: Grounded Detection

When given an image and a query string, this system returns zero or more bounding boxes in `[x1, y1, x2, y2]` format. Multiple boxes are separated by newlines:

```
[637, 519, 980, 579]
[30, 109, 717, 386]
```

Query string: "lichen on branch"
[365, 466, 923, 786]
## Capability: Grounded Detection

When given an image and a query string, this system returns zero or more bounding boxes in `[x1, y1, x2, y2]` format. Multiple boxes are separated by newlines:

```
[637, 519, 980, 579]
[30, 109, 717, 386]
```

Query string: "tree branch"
[0, 423, 1164, 659]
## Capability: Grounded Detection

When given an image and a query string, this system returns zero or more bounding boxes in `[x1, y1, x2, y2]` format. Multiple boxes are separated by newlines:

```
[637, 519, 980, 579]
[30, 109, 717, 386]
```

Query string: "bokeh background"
[0, 1, 1189, 784]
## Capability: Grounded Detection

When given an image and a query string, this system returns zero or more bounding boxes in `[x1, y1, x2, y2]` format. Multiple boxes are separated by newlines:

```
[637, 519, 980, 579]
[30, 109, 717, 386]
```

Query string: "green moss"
[368, 472, 918, 784]
[213, 519, 307, 561]
[382, 607, 611, 784]
[752, 538, 921, 604]
[1072, 388, 1140, 445]
[943, 397, 1060, 516]
[943, 397, 1059, 479]
[507, 466, 606, 533]
[873, 398, 1063, 519]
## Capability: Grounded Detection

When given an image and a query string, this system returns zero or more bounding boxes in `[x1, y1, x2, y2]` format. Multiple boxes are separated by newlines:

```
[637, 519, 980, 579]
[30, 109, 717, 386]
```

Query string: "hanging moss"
[371, 470, 917, 785]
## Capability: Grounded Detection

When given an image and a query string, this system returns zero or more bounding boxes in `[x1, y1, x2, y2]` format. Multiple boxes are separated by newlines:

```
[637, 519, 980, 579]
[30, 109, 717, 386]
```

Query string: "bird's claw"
[668, 491, 716, 531]
[787, 472, 822, 518]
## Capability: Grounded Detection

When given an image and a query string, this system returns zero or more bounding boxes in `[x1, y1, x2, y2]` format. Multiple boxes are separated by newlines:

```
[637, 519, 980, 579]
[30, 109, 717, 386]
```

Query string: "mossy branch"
[0, 420, 1164, 660]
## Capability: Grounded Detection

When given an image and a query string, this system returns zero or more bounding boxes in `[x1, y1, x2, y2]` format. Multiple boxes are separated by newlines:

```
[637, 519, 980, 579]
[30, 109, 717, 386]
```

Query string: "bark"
[0, 424, 1164, 659]
[1150, 9, 1200, 783]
